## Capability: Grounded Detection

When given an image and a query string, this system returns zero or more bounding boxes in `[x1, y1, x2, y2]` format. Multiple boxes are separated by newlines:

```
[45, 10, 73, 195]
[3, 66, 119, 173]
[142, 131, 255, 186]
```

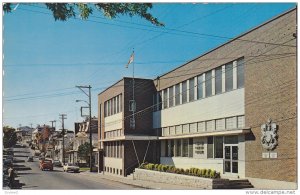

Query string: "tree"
[3, 126, 18, 148]
[3, 3, 164, 26]
[78, 142, 92, 165]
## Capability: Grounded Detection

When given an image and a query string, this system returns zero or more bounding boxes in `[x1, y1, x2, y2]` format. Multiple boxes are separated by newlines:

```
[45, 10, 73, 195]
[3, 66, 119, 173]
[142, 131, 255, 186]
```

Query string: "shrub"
[202, 169, 207, 177]
[206, 169, 211, 178]
[147, 163, 155, 170]
[193, 168, 198, 176]
[158, 164, 162, 171]
[185, 169, 190, 175]
[197, 169, 202, 177]
[154, 164, 159, 170]
[210, 170, 216, 178]
[162, 165, 167, 172]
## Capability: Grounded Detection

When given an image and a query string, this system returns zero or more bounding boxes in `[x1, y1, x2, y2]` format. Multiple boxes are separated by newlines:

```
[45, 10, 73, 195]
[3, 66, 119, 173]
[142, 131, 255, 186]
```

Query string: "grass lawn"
[79, 167, 90, 171]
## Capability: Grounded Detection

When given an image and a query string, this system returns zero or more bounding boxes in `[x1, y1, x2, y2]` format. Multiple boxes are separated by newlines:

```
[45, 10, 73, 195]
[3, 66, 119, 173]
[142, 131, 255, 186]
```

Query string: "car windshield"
[44, 160, 52, 163]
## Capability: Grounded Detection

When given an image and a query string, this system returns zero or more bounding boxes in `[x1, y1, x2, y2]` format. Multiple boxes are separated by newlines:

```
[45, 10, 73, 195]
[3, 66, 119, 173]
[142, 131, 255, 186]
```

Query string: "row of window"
[154, 58, 244, 111]
[162, 116, 245, 136]
[105, 129, 123, 139]
[161, 135, 238, 159]
[105, 141, 123, 158]
[104, 166, 122, 175]
[104, 94, 123, 117]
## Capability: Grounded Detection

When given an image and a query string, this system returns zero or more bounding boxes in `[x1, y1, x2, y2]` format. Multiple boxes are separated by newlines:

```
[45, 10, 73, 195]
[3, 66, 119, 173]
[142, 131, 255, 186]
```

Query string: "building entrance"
[224, 145, 238, 173]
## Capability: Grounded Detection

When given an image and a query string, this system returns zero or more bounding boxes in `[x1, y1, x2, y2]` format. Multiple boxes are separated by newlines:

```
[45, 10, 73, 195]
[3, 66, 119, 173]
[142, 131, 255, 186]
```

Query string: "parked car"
[27, 156, 34, 162]
[63, 163, 80, 173]
[53, 160, 62, 167]
[39, 159, 53, 171]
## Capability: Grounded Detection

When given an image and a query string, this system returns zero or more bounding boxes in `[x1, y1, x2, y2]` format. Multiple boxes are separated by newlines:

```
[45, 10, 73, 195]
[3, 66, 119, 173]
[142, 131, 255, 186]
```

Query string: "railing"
[125, 162, 139, 176]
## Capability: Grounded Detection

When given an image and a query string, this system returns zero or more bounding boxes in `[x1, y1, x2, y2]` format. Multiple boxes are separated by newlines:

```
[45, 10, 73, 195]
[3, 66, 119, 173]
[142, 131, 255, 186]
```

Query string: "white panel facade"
[153, 88, 244, 128]
[104, 157, 123, 169]
[104, 112, 123, 132]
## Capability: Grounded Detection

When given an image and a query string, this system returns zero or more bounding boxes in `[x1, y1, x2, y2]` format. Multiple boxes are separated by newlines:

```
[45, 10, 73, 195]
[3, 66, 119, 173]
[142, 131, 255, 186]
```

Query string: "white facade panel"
[104, 112, 123, 132]
[104, 157, 123, 169]
[153, 88, 244, 128]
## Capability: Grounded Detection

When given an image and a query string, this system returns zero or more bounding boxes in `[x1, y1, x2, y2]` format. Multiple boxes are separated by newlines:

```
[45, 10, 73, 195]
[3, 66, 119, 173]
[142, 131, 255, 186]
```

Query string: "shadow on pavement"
[18, 172, 40, 175]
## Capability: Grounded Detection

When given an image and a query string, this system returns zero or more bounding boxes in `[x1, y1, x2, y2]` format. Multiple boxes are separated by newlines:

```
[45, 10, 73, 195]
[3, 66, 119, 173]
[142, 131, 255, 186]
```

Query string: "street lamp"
[76, 85, 92, 172]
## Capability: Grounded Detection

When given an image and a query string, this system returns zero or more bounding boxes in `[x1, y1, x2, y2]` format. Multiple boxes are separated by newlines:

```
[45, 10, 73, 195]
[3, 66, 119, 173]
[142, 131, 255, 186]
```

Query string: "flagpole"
[132, 49, 135, 129]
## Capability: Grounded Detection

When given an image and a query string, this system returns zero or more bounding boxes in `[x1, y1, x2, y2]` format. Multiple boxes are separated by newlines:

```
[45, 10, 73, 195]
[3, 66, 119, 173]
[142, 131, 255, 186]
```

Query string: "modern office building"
[98, 78, 159, 176]
[98, 8, 296, 189]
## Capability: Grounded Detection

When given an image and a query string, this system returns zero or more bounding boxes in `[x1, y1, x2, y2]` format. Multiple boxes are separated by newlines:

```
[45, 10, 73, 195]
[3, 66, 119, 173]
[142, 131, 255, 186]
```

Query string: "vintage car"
[39, 159, 53, 171]
[63, 163, 80, 173]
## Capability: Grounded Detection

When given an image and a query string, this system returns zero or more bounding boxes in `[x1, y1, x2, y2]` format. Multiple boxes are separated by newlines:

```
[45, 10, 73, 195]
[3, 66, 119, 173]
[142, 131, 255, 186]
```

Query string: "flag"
[126, 52, 134, 68]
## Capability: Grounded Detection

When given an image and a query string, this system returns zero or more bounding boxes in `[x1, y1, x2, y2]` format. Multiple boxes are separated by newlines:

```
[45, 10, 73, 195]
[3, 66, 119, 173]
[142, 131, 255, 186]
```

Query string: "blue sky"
[2, 2, 296, 130]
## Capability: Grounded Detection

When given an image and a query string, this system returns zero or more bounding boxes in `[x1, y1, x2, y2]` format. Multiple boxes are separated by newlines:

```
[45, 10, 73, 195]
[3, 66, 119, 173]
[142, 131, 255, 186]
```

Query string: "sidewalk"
[79, 171, 200, 190]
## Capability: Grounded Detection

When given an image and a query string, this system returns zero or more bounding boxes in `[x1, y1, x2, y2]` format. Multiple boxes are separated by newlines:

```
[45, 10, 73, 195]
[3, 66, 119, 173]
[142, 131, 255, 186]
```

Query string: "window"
[214, 137, 223, 158]
[176, 139, 181, 157]
[197, 75, 203, 99]
[182, 81, 187, 104]
[170, 140, 174, 157]
[116, 142, 119, 158]
[120, 94, 122, 112]
[206, 120, 215, 131]
[108, 100, 111, 116]
[182, 139, 188, 157]
[163, 127, 169, 136]
[175, 84, 180, 105]
[112, 97, 116, 115]
[190, 123, 197, 133]
[153, 93, 157, 111]
[215, 67, 222, 94]
[188, 138, 193, 158]
[237, 116, 245, 128]
[164, 140, 168, 157]
[225, 63, 233, 91]
[163, 89, 168, 109]
[169, 86, 174, 107]
[205, 71, 212, 97]
[216, 119, 225, 130]
[197, 122, 205, 132]
[189, 78, 195, 102]
[169, 126, 175, 135]
[207, 137, 213, 158]
[116, 96, 119, 113]
[226, 117, 237, 129]
[182, 124, 189, 134]
[158, 91, 162, 110]
[175, 125, 182, 134]
[104, 101, 107, 117]
[237, 58, 244, 88]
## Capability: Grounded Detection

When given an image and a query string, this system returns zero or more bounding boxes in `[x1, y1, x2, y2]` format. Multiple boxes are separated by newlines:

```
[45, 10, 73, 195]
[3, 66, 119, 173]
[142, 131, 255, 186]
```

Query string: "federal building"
[98, 8, 296, 189]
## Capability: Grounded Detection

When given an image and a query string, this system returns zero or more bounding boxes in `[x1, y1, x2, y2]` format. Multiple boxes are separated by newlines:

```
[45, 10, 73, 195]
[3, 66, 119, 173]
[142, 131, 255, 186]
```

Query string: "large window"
[176, 139, 181, 157]
[169, 86, 174, 107]
[215, 67, 222, 94]
[158, 91, 162, 110]
[188, 138, 193, 158]
[207, 136, 214, 158]
[170, 140, 174, 157]
[189, 78, 194, 102]
[163, 89, 168, 109]
[225, 63, 233, 91]
[175, 84, 180, 106]
[197, 74, 203, 99]
[205, 71, 212, 97]
[214, 136, 223, 158]
[182, 139, 188, 157]
[237, 58, 244, 88]
[182, 81, 187, 104]
[104, 94, 123, 117]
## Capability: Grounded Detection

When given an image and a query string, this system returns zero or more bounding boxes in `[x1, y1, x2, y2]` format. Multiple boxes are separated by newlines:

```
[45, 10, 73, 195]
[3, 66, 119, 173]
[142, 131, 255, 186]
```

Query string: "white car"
[63, 163, 80, 173]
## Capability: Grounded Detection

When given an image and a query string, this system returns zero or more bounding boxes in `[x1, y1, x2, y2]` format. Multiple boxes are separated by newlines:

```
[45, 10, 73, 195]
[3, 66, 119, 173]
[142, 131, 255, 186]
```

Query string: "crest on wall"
[261, 119, 278, 150]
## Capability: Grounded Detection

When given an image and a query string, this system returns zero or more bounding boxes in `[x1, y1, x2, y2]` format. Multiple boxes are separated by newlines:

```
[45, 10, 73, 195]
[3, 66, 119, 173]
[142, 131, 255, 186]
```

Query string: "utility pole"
[76, 85, 92, 172]
[49, 120, 56, 131]
[59, 114, 67, 165]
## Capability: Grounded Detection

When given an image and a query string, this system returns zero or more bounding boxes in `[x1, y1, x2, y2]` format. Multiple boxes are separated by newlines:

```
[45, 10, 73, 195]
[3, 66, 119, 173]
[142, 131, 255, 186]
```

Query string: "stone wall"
[133, 168, 228, 189]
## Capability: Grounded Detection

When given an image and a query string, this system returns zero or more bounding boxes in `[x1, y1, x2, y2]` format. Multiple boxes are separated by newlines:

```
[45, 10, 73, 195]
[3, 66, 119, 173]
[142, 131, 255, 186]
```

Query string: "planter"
[134, 168, 229, 189]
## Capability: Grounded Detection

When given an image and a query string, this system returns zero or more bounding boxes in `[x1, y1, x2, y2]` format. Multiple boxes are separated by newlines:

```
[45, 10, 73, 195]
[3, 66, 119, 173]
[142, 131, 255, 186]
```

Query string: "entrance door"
[224, 145, 238, 173]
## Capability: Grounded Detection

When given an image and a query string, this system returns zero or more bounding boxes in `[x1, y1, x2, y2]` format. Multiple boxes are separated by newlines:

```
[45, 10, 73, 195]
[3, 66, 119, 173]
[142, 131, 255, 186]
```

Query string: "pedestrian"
[8, 166, 15, 188]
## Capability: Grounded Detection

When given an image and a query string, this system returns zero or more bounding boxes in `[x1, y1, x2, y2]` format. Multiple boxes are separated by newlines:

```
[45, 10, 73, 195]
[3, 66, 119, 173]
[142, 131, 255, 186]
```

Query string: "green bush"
[185, 169, 190, 175]
[154, 164, 159, 170]
[202, 169, 207, 177]
[193, 168, 198, 176]
[158, 164, 162, 171]
[197, 169, 202, 177]
[147, 163, 155, 170]
[162, 165, 167, 172]
[210, 170, 216, 178]
[206, 169, 211, 178]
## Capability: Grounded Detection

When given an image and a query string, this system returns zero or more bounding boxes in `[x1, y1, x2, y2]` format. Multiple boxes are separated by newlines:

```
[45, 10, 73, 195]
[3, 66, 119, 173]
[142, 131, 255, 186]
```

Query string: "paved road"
[12, 145, 142, 190]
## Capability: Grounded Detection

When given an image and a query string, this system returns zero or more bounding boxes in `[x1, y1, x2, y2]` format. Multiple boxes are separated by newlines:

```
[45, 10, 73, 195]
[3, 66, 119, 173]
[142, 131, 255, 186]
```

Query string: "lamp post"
[76, 85, 92, 172]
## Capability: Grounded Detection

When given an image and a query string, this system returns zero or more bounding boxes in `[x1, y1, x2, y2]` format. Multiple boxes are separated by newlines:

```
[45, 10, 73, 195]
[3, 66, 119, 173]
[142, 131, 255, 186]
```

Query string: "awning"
[159, 128, 251, 140]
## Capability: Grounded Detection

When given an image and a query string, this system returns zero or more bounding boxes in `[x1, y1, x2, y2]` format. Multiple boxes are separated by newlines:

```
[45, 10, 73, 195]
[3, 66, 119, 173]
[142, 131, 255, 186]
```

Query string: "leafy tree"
[3, 126, 18, 148]
[3, 3, 164, 26]
[78, 142, 92, 165]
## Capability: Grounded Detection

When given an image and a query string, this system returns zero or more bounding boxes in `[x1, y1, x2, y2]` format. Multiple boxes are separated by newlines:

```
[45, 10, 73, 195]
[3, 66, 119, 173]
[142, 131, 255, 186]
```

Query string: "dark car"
[53, 160, 62, 167]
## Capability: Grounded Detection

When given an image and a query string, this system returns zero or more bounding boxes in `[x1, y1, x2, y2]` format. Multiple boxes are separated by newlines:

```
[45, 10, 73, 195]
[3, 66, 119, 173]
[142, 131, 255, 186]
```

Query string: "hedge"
[139, 162, 220, 179]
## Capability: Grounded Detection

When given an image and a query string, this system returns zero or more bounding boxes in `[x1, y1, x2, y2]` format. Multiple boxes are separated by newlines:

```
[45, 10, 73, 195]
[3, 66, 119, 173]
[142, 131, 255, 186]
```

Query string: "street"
[11, 144, 142, 190]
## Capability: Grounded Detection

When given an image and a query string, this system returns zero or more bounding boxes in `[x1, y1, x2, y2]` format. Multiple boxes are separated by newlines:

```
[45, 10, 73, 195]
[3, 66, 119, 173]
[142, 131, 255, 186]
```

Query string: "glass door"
[224, 145, 238, 173]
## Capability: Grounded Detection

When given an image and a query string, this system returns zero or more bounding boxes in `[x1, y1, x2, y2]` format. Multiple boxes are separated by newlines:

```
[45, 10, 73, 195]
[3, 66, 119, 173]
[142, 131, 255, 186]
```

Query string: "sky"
[2, 2, 296, 130]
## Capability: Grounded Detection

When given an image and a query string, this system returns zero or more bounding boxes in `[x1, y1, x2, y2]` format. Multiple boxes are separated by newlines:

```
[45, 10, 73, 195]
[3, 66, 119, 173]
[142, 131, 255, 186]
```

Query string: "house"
[97, 8, 296, 189]
[54, 130, 74, 164]
[67, 118, 98, 167]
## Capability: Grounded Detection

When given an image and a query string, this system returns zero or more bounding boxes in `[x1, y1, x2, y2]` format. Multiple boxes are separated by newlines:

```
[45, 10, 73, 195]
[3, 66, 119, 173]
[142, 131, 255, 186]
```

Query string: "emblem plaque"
[261, 119, 278, 150]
